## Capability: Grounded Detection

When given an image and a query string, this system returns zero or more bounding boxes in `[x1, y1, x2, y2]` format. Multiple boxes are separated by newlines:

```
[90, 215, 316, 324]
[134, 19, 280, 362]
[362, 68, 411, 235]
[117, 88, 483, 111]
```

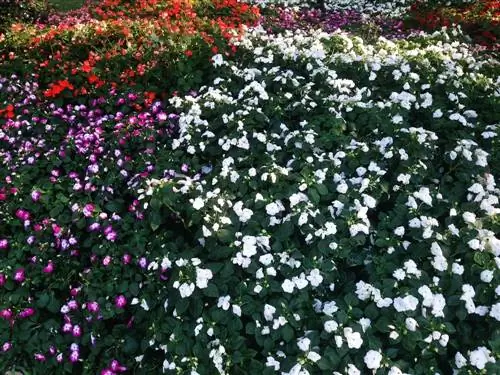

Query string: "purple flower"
[122, 254, 131, 264]
[0, 273, 6, 286]
[34, 353, 46, 362]
[138, 257, 148, 269]
[114, 295, 127, 309]
[19, 307, 35, 318]
[62, 323, 73, 333]
[0, 239, 8, 250]
[69, 350, 80, 363]
[87, 301, 100, 313]
[101, 370, 116, 375]
[67, 300, 78, 310]
[13, 268, 25, 283]
[110, 359, 127, 372]
[104, 226, 117, 242]
[2, 342, 12, 352]
[83, 203, 95, 217]
[72, 325, 82, 337]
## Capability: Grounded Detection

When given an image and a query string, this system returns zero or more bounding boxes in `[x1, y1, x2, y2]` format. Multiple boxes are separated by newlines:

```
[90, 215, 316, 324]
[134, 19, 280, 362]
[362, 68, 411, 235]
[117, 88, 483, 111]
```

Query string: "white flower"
[192, 197, 205, 210]
[349, 223, 369, 237]
[469, 346, 495, 370]
[452, 262, 464, 275]
[232, 305, 241, 317]
[388, 366, 406, 375]
[414, 187, 433, 206]
[282, 279, 295, 293]
[490, 302, 500, 321]
[140, 299, 150, 311]
[307, 269, 323, 287]
[462, 211, 476, 224]
[393, 268, 406, 281]
[343, 327, 363, 349]
[178, 282, 195, 298]
[163, 359, 176, 371]
[217, 296, 231, 310]
[394, 226, 405, 236]
[266, 202, 281, 216]
[264, 304, 276, 321]
[324, 320, 339, 333]
[480, 270, 494, 283]
[195, 268, 213, 289]
[405, 317, 418, 331]
[346, 364, 361, 375]
[364, 350, 383, 369]
[358, 318, 371, 332]
[393, 295, 419, 312]
[297, 337, 311, 352]
[306, 351, 321, 362]
[455, 352, 467, 368]
[266, 356, 280, 370]
[336, 182, 348, 194]
[322, 301, 338, 316]
[211, 54, 224, 67]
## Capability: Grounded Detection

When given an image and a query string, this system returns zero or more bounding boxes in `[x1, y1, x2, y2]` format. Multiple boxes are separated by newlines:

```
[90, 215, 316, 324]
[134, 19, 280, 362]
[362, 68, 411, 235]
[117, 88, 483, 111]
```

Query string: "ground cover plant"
[0, 0, 499, 374]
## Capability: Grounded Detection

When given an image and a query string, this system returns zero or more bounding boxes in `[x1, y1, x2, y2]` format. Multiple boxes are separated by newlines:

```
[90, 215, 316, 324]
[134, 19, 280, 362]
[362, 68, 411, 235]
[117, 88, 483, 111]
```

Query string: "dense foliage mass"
[0, 0, 499, 374]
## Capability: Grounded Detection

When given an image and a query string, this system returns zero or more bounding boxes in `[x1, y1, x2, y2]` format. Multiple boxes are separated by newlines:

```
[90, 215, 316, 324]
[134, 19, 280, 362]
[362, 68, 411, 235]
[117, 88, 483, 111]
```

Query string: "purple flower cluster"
[263, 7, 418, 39]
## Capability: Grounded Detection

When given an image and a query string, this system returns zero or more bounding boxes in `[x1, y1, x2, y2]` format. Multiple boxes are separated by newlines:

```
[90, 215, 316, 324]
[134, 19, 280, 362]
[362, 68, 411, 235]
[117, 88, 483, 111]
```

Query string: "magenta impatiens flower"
[0, 273, 6, 286]
[15, 209, 30, 221]
[0, 309, 13, 320]
[0, 238, 8, 250]
[104, 226, 117, 241]
[43, 261, 55, 273]
[114, 295, 127, 308]
[13, 268, 25, 283]
[19, 307, 35, 318]
[2, 342, 12, 352]
[83, 203, 95, 217]
[87, 301, 100, 313]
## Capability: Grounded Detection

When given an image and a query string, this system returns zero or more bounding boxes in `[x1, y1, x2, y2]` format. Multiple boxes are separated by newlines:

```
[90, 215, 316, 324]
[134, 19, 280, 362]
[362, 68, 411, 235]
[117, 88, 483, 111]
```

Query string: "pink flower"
[101, 370, 116, 375]
[0, 239, 8, 250]
[62, 323, 73, 333]
[0, 273, 5, 286]
[13, 268, 25, 283]
[0, 309, 13, 320]
[72, 325, 82, 337]
[122, 254, 131, 264]
[68, 300, 78, 310]
[43, 261, 54, 273]
[18, 307, 35, 319]
[102, 255, 112, 266]
[31, 190, 42, 201]
[115, 295, 127, 309]
[104, 226, 117, 241]
[110, 359, 127, 372]
[34, 353, 46, 362]
[87, 301, 100, 313]
[2, 342, 12, 352]
[15, 209, 30, 221]
[83, 203, 95, 217]
[69, 350, 79, 363]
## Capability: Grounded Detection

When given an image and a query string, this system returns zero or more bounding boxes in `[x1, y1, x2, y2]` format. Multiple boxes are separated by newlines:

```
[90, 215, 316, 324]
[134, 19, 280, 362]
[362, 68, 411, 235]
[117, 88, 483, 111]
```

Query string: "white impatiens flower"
[480, 270, 494, 283]
[343, 327, 363, 349]
[490, 302, 500, 321]
[469, 346, 495, 370]
[364, 350, 383, 370]
[264, 304, 276, 321]
[266, 356, 280, 371]
[462, 211, 476, 224]
[322, 301, 338, 316]
[455, 352, 468, 368]
[192, 197, 205, 210]
[394, 226, 405, 236]
[217, 295, 231, 310]
[324, 320, 339, 333]
[346, 364, 361, 375]
[282, 279, 295, 293]
[195, 268, 213, 289]
[393, 295, 419, 312]
[405, 317, 418, 331]
[307, 269, 323, 287]
[297, 337, 311, 352]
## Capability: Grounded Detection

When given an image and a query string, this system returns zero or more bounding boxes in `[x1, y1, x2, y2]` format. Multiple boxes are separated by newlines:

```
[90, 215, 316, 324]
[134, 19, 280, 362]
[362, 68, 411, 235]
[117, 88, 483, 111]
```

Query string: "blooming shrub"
[1, 13, 500, 372]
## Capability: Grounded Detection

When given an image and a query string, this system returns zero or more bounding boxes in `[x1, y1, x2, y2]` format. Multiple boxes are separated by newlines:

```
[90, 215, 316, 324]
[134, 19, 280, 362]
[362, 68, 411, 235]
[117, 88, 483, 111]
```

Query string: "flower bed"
[1, 1, 499, 374]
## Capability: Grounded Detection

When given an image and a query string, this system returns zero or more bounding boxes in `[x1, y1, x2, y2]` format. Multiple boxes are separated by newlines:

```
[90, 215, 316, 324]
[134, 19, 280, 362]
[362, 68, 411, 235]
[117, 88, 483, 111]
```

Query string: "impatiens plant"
[0, 0, 499, 374]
